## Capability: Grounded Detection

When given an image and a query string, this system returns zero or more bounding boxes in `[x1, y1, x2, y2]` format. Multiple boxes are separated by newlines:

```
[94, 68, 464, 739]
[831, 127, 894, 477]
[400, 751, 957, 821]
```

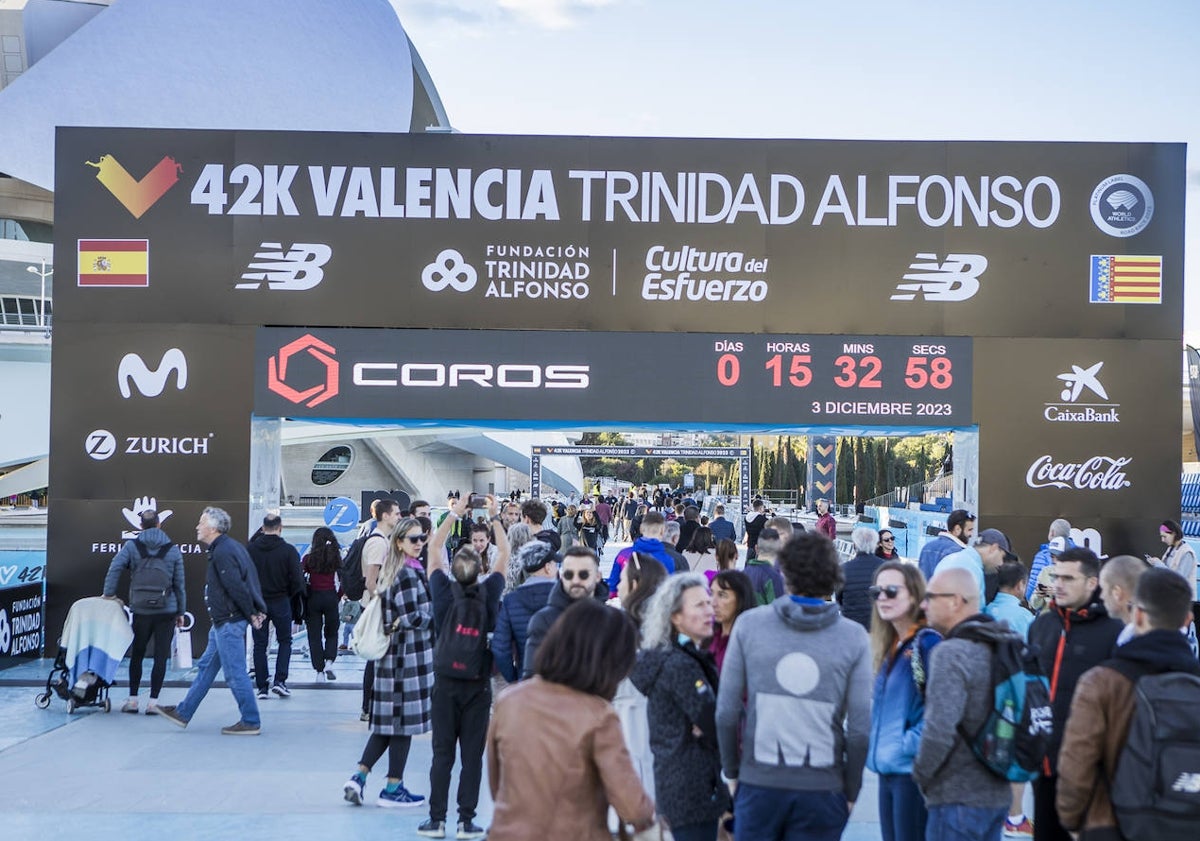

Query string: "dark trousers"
[128, 612, 175, 698]
[1033, 775, 1072, 841]
[305, 589, 339, 671]
[428, 677, 491, 823]
[251, 596, 292, 690]
[877, 773, 927, 841]
[734, 783, 847, 841]
[360, 733, 413, 780]
[362, 659, 374, 715]
[672, 823, 719, 841]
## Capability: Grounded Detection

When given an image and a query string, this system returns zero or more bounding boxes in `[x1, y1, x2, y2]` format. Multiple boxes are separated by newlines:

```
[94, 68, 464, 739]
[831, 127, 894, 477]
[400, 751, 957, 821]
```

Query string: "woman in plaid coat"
[343, 517, 434, 808]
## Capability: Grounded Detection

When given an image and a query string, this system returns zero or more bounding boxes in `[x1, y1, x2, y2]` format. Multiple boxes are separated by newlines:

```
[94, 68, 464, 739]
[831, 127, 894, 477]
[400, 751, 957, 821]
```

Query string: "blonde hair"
[868, 561, 928, 672]
[378, 517, 422, 591]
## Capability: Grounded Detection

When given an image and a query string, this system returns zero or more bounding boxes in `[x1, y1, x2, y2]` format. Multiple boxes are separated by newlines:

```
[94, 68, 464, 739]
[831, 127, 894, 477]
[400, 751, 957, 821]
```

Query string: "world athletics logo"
[1089, 174, 1154, 238]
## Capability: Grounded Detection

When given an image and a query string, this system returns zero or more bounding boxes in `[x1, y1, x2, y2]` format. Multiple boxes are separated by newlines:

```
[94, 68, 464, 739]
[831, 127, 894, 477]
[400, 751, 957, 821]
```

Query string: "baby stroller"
[35, 596, 133, 713]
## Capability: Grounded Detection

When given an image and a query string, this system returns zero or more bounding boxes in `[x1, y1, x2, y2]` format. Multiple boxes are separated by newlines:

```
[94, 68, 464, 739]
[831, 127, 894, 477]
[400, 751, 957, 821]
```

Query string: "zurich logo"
[1090, 174, 1154, 238]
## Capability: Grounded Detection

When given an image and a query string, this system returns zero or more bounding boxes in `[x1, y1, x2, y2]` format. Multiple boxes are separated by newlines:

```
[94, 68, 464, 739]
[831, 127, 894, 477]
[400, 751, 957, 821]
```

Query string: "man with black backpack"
[1057, 566, 1200, 841]
[417, 494, 503, 840]
[102, 509, 186, 715]
[1060, 563, 1200, 839]
[1027, 547, 1122, 841]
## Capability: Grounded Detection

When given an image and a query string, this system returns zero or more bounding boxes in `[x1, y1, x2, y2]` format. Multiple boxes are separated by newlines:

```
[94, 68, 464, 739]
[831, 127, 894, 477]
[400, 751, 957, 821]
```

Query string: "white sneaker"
[315, 671, 326, 683]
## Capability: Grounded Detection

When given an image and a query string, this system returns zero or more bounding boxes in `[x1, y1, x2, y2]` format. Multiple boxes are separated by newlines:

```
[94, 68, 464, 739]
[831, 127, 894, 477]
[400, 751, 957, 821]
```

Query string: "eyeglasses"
[561, 569, 592, 581]
[868, 584, 902, 600]
[921, 592, 963, 603]
[402, 533, 429, 544]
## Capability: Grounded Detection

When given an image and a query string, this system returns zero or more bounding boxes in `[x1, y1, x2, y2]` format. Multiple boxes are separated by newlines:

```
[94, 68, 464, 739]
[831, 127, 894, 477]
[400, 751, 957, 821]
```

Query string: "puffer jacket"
[867, 626, 942, 775]
[203, 533, 267, 626]
[630, 641, 731, 830]
[521, 578, 608, 679]
[491, 578, 555, 682]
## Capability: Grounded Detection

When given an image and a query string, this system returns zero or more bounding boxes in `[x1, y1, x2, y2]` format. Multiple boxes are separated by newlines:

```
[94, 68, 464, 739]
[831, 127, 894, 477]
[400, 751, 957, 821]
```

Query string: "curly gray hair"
[639, 572, 709, 650]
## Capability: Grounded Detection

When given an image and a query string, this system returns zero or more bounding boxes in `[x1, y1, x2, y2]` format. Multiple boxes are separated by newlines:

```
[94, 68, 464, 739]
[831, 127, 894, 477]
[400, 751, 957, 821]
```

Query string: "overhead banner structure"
[48, 127, 1185, 638]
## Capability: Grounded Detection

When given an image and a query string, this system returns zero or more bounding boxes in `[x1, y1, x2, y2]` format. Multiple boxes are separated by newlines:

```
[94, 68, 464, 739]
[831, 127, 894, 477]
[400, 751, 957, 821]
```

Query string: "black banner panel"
[254, 328, 972, 427]
[49, 128, 1185, 640]
[54, 130, 1183, 339]
[0, 584, 44, 667]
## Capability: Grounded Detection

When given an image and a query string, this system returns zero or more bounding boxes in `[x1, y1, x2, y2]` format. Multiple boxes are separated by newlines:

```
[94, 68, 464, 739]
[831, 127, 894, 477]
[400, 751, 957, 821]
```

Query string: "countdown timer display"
[255, 328, 971, 427]
[710, 335, 972, 425]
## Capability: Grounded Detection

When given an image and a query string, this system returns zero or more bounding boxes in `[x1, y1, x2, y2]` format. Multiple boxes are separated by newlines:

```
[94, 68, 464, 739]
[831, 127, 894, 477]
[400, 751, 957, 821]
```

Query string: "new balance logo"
[1172, 772, 1200, 793]
[236, 243, 332, 290]
[891, 253, 987, 302]
[118, 349, 188, 399]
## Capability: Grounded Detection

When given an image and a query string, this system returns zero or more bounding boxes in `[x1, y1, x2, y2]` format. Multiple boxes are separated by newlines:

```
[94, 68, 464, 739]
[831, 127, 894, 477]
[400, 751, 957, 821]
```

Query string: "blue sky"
[396, 0, 1200, 342]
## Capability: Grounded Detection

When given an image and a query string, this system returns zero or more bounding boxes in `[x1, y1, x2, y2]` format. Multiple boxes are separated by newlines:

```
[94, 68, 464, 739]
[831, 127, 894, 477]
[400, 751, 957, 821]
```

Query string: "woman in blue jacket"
[866, 561, 940, 841]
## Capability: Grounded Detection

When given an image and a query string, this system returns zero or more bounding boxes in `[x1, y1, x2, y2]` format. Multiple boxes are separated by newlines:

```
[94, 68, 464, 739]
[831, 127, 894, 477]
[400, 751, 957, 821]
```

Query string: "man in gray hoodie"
[716, 531, 872, 841]
[913, 567, 1011, 841]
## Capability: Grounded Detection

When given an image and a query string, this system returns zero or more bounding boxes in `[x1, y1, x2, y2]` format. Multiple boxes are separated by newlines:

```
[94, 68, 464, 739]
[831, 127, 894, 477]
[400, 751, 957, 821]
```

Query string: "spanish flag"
[77, 239, 149, 287]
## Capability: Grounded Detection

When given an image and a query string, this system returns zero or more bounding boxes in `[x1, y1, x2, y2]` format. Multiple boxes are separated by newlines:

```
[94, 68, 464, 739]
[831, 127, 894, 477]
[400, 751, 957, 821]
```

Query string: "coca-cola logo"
[1025, 455, 1132, 491]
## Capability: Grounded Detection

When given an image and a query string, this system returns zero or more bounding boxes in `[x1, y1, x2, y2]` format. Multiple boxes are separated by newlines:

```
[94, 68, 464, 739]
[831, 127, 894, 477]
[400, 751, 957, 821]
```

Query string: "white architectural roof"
[0, 0, 448, 189]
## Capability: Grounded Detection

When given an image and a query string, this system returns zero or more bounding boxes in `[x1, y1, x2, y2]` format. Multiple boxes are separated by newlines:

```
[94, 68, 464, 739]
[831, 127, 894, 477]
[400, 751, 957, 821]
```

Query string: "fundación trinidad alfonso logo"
[86, 154, 181, 219]
[268, 334, 339, 408]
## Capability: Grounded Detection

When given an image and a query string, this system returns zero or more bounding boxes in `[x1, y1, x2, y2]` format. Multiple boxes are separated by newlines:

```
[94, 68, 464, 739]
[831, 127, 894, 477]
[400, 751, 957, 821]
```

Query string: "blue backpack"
[954, 624, 1053, 782]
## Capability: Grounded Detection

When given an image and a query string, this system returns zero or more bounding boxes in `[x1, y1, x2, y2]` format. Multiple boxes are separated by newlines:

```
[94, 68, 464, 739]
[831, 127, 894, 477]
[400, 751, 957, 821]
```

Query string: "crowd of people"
[99, 495, 1200, 841]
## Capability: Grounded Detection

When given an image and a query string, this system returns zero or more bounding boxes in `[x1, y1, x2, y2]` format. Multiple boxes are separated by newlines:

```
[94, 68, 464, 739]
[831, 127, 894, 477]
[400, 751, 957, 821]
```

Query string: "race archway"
[47, 128, 1184, 638]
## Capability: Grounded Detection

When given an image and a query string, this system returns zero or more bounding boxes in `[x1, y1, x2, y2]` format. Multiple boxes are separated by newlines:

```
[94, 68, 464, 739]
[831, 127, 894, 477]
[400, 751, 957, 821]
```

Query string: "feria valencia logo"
[268, 334, 339, 407]
[1025, 455, 1132, 491]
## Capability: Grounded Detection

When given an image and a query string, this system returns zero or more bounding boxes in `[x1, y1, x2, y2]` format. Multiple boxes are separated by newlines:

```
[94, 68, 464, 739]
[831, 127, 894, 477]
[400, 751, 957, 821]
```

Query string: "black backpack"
[129, 539, 174, 613]
[953, 624, 1054, 782]
[340, 532, 384, 601]
[1110, 668, 1200, 840]
[433, 581, 491, 680]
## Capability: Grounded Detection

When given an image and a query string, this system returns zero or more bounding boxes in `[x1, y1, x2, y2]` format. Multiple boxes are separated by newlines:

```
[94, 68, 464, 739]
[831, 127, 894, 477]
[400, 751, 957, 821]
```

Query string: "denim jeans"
[734, 782, 848, 841]
[176, 620, 260, 727]
[878, 773, 928, 841]
[925, 804, 1006, 841]
[251, 597, 292, 690]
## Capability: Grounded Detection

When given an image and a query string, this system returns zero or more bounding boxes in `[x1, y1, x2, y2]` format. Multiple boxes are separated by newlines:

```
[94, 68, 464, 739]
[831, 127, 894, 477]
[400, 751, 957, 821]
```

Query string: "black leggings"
[129, 613, 175, 698]
[359, 733, 413, 780]
[305, 589, 339, 671]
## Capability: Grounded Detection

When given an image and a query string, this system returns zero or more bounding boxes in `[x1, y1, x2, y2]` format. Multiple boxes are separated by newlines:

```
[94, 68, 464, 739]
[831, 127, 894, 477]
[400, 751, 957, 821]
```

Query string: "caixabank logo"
[268, 334, 339, 408]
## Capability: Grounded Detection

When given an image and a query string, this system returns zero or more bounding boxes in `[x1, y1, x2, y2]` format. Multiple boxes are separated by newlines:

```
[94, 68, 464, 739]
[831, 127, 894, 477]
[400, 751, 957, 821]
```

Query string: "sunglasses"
[868, 584, 902, 600]
[561, 569, 592, 581]
[880, 536, 894, 542]
[921, 591, 962, 603]
[402, 533, 429, 544]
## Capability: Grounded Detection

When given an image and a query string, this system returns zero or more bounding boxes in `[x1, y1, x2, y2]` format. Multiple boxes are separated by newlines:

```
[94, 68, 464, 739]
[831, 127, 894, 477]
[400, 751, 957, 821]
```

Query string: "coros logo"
[268, 334, 339, 408]
[353, 361, 589, 390]
[118, 348, 188, 399]
[891, 253, 987, 302]
[1044, 362, 1120, 423]
[86, 429, 213, 460]
[237, 242, 332, 290]
[1090, 174, 1154, 237]
[422, 249, 478, 292]
[1025, 455, 1132, 490]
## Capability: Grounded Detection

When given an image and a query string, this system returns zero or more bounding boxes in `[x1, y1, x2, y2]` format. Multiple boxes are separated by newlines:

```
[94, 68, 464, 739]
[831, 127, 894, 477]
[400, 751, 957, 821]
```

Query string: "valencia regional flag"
[1089, 255, 1162, 304]
[77, 239, 149, 287]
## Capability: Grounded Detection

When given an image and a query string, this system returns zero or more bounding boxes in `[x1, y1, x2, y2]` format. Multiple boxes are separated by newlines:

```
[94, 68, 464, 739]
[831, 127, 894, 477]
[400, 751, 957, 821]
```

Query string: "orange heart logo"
[85, 154, 181, 219]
